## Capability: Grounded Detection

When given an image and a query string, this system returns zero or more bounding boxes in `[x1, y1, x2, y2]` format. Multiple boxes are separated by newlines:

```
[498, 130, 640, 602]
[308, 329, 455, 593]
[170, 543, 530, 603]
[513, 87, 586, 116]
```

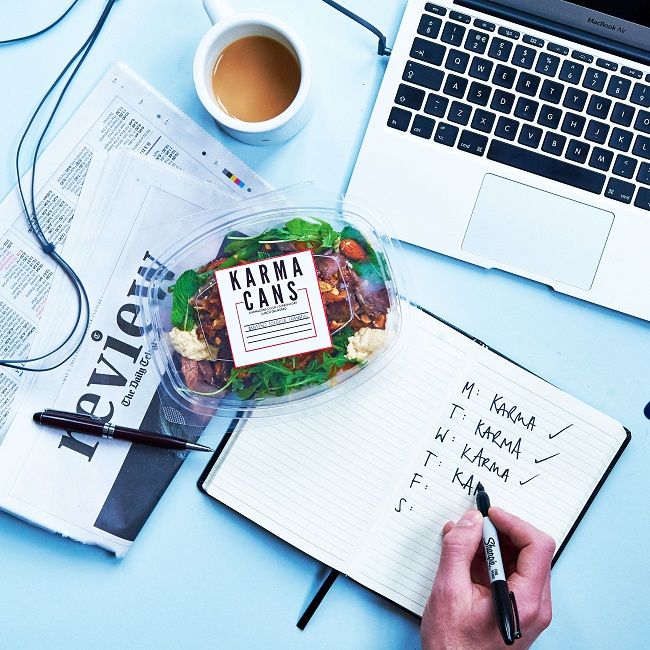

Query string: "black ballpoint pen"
[33, 409, 213, 452]
[476, 482, 522, 646]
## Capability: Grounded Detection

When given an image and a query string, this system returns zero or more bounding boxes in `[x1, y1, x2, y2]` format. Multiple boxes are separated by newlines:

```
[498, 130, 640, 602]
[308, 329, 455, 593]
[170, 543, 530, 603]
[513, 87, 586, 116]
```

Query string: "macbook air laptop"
[349, 0, 650, 320]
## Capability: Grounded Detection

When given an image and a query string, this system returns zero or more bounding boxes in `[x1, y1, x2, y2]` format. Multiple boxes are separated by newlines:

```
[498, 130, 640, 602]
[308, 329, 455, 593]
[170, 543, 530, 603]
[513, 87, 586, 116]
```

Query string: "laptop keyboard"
[388, 3, 650, 211]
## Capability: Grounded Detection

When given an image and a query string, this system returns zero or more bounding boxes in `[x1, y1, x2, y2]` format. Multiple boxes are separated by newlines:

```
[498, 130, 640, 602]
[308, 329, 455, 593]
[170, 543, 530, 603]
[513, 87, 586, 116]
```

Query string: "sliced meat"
[356, 278, 389, 318]
[179, 356, 215, 393]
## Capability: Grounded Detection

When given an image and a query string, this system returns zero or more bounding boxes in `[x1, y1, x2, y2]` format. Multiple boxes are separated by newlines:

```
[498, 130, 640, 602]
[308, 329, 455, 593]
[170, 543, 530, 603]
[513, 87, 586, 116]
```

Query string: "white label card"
[214, 251, 332, 367]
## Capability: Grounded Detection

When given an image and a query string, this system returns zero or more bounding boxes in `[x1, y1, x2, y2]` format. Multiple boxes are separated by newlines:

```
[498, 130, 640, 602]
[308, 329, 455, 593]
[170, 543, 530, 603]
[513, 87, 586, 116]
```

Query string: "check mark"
[549, 423, 572, 439]
[519, 474, 540, 486]
[534, 452, 560, 464]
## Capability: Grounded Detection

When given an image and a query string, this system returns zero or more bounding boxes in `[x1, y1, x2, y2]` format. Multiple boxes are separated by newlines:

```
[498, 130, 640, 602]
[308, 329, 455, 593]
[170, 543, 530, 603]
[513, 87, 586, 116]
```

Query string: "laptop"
[348, 0, 650, 321]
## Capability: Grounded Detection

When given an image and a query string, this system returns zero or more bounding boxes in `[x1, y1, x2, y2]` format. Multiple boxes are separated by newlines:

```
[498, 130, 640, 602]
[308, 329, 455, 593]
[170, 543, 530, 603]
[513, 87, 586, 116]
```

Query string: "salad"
[167, 217, 391, 400]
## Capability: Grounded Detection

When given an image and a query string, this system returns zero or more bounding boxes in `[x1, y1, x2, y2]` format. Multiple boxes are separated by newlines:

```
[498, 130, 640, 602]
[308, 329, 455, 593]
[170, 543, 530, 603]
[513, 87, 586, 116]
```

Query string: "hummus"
[169, 327, 218, 361]
[346, 327, 388, 362]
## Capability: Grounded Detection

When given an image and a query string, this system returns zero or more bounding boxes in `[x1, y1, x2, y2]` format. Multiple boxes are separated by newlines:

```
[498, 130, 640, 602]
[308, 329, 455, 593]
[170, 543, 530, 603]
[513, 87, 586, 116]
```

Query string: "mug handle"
[202, 0, 234, 24]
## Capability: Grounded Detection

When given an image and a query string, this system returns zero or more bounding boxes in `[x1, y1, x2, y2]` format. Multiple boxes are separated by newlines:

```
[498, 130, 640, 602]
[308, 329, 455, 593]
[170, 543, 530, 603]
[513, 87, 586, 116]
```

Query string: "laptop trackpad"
[462, 174, 614, 290]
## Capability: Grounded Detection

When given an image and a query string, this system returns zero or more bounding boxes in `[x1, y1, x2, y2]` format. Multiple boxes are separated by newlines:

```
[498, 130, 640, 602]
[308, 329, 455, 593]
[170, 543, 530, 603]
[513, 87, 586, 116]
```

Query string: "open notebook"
[199, 304, 629, 616]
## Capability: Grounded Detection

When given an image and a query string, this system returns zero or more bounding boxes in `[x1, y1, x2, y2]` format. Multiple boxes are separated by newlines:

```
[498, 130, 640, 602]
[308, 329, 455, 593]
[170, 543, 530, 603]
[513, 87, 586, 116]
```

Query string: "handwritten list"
[204, 305, 627, 616]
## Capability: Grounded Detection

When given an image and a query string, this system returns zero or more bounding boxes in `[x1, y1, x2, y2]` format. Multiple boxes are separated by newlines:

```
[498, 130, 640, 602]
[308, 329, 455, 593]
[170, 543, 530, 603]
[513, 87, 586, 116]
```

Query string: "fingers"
[434, 509, 483, 596]
[489, 507, 555, 586]
[442, 521, 454, 536]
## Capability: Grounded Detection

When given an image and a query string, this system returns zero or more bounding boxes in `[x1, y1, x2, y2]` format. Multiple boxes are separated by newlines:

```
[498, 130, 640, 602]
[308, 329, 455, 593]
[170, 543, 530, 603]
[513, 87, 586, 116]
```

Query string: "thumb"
[435, 509, 483, 595]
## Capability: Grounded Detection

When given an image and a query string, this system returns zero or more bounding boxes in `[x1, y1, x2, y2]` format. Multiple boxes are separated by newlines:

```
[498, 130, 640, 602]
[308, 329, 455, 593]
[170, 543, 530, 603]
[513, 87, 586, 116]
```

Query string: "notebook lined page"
[202, 306, 471, 573]
[352, 340, 627, 616]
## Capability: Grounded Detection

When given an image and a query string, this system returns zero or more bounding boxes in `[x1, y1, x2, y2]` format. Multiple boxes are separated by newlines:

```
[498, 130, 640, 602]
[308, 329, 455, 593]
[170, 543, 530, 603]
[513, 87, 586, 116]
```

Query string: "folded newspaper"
[0, 63, 268, 556]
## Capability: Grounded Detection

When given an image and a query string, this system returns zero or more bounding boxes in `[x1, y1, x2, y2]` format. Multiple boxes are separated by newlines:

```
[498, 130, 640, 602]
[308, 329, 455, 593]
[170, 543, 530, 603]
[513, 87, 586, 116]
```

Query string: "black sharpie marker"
[476, 482, 521, 646]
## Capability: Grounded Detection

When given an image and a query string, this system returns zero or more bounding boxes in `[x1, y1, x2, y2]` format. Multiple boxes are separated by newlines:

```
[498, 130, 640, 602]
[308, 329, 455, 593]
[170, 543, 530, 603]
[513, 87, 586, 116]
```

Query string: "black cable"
[321, 0, 391, 55]
[0, 0, 83, 45]
[0, 0, 118, 371]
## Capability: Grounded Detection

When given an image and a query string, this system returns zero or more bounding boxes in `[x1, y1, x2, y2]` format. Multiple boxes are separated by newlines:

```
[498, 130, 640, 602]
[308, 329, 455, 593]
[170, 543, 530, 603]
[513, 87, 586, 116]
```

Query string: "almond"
[340, 238, 367, 261]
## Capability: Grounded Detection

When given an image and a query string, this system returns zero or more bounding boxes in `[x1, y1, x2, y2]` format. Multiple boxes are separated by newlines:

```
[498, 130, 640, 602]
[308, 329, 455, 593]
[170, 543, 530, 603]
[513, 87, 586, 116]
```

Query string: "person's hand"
[421, 507, 555, 650]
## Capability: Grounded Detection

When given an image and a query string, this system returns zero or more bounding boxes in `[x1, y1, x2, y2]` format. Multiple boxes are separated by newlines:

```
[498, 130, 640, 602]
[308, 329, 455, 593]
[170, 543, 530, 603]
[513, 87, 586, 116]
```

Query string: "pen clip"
[509, 591, 522, 640]
[43, 409, 99, 422]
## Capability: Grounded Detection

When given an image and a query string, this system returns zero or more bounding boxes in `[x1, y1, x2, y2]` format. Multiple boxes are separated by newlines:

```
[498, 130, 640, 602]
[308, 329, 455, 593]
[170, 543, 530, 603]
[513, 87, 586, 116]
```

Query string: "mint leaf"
[169, 269, 207, 330]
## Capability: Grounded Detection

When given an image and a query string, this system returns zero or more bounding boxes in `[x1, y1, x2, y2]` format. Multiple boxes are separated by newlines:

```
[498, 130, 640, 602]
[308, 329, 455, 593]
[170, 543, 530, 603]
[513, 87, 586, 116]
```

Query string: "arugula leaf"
[169, 270, 206, 330]
[228, 328, 357, 400]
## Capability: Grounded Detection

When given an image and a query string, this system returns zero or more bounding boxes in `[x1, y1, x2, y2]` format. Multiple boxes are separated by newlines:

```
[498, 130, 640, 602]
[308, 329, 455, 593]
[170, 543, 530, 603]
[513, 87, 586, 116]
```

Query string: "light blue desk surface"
[1, 1, 649, 648]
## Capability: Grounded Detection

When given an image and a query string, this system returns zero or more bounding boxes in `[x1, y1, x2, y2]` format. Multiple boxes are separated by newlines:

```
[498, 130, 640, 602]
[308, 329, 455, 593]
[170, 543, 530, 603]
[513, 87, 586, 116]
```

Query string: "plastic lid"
[140, 188, 405, 419]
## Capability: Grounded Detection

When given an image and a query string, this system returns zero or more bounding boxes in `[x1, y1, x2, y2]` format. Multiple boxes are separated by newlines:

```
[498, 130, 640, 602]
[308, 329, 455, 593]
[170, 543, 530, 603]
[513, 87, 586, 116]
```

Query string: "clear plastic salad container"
[140, 188, 405, 419]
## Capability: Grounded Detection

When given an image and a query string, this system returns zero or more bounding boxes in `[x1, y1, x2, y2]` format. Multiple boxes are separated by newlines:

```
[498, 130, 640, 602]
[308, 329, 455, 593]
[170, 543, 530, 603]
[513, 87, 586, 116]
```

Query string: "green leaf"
[169, 270, 206, 330]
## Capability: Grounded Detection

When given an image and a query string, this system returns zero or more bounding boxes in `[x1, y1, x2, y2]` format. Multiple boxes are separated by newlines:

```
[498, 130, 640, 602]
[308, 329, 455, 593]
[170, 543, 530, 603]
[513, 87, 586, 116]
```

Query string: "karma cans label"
[214, 251, 332, 367]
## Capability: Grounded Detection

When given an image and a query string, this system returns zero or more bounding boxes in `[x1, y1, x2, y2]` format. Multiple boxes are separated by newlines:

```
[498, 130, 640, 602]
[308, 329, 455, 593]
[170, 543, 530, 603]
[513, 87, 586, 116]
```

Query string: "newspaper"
[0, 63, 268, 555]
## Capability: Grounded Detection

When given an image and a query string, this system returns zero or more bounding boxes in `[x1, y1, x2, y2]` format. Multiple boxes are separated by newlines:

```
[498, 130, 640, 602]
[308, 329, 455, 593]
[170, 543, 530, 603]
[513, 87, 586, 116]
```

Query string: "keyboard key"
[474, 19, 496, 32]
[514, 97, 539, 121]
[605, 177, 635, 203]
[547, 42, 569, 56]
[585, 120, 610, 144]
[458, 129, 488, 155]
[588, 147, 613, 171]
[493, 64, 517, 88]
[637, 162, 650, 184]
[571, 50, 593, 64]
[445, 49, 470, 73]
[394, 83, 426, 110]
[468, 57, 493, 80]
[443, 74, 468, 98]
[498, 27, 520, 39]
[411, 114, 435, 139]
[450, 10, 471, 23]
[512, 45, 536, 69]
[434, 121, 459, 145]
[535, 54, 560, 77]
[403, 61, 444, 90]
[562, 88, 587, 111]
[609, 127, 634, 152]
[633, 134, 650, 159]
[561, 112, 586, 137]
[582, 68, 607, 92]
[523, 34, 544, 47]
[635, 110, 650, 134]
[607, 76, 631, 100]
[631, 83, 650, 108]
[441, 22, 466, 46]
[516, 72, 540, 96]
[471, 108, 496, 133]
[417, 14, 442, 39]
[387, 107, 411, 131]
[448, 101, 472, 125]
[611, 102, 635, 127]
[467, 81, 491, 106]
[410, 38, 446, 66]
[634, 186, 650, 210]
[538, 104, 562, 129]
[494, 116, 519, 140]
[565, 139, 589, 163]
[491, 89, 515, 113]
[487, 140, 606, 193]
[559, 60, 583, 84]
[424, 93, 449, 117]
[596, 58, 618, 71]
[464, 29, 489, 54]
[586, 96, 611, 119]
[518, 123, 543, 148]
[613, 155, 637, 179]
[488, 38, 513, 62]
[539, 79, 564, 104]
[621, 66, 643, 79]
[425, 3, 446, 16]
[542, 132, 566, 156]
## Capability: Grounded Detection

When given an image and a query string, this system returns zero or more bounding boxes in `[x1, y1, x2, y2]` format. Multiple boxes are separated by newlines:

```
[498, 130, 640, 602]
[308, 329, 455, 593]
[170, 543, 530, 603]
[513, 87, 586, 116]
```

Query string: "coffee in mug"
[211, 35, 301, 123]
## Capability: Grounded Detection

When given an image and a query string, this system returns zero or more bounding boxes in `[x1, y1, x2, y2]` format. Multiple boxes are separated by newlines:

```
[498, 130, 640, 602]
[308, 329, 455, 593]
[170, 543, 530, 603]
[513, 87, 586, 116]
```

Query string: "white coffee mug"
[193, 0, 314, 145]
